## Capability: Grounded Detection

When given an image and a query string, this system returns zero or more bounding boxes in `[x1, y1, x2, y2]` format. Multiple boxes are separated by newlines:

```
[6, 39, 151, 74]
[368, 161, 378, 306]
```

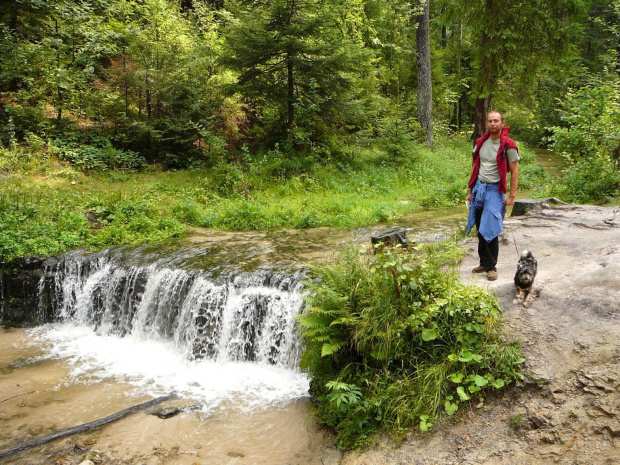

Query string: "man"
[466, 111, 519, 281]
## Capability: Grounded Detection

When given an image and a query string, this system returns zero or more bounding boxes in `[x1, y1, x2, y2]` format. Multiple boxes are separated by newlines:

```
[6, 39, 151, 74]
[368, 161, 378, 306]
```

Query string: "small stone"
[227, 451, 245, 458]
[152, 406, 182, 419]
[83, 452, 102, 464]
[78, 461, 95, 465]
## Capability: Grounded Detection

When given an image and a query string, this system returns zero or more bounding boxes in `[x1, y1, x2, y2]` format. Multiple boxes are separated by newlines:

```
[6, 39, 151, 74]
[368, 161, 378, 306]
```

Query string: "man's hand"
[504, 195, 516, 206]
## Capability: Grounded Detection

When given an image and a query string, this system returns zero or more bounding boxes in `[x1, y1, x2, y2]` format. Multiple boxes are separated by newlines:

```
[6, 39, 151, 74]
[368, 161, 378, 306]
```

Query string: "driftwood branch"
[0, 393, 177, 460]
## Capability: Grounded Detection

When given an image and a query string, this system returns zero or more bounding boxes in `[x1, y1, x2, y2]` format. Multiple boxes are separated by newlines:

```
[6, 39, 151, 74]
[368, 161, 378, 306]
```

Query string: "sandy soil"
[341, 204, 620, 465]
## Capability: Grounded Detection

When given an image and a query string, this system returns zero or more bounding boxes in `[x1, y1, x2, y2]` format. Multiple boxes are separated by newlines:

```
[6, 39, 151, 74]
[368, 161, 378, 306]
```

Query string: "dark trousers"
[475, 207, 499, 271]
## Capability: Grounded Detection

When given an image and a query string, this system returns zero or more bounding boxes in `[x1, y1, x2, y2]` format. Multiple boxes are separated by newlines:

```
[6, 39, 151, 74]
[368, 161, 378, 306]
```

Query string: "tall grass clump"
[299, 243, 524, 449]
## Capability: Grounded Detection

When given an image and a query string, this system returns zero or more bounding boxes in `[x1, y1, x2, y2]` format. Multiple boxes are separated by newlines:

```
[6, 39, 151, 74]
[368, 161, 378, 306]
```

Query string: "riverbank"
[340, 203, 620, 464]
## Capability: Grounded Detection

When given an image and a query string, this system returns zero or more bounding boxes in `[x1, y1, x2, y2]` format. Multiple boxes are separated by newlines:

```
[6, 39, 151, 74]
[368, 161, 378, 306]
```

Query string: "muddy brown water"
[0, 327, 339, 465]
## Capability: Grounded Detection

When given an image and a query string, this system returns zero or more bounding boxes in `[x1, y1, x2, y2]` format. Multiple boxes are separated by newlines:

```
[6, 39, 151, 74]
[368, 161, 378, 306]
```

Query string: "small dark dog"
[514, 250, 537, 306]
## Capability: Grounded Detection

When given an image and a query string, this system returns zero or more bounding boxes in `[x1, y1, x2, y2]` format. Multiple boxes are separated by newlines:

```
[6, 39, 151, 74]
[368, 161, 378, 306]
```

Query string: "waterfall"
[38, 250, 305, 369]
[25, 248, 310, 409]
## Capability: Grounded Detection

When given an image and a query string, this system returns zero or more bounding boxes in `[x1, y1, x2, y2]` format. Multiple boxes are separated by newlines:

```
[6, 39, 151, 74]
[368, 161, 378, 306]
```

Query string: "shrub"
[549, 74, 620, 203]
[518, 164, 551, 191]
[554, 158, 620, 204]
[299, 244, 524, 449]
[50, 141, 145, 172]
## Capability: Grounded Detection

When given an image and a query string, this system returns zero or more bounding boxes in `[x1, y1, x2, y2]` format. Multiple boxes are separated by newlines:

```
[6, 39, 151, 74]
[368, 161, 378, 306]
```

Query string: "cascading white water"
[32, 250, 309, 410]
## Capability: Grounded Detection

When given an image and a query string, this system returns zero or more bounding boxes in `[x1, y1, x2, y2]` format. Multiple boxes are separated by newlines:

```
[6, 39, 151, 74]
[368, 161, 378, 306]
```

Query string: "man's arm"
[504, 160, 519, 206]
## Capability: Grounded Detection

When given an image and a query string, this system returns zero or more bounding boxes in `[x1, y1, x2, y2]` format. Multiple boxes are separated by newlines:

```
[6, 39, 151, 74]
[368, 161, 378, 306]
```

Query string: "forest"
[1, 0, 620, 451]
[0, 0, 619, 260]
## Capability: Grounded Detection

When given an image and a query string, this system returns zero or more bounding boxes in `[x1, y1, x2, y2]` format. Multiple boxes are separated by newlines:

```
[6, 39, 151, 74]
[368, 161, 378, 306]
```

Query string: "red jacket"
[468, 126, 518, 195]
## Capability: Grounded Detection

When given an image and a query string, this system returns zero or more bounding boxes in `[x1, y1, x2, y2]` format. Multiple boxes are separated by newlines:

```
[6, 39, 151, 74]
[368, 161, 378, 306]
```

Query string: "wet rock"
[152, 406, 183, 419]
[150, 400, 202, 419]
[1, 256, 55, 326]
[73, 443, 87, 453]
[370, 227, 411, 252]
[511, 198, 566, 217]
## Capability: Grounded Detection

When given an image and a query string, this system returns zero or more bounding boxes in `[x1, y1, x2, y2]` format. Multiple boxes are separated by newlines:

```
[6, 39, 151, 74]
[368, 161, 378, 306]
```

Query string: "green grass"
[0, 138, 534, 263]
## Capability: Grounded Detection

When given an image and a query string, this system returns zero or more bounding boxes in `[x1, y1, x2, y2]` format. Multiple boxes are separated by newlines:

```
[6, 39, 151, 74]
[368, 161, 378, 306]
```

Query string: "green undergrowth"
[298, 243, 524, 449]
[0, 139, 544, 263]
[0, 139, 475, 262]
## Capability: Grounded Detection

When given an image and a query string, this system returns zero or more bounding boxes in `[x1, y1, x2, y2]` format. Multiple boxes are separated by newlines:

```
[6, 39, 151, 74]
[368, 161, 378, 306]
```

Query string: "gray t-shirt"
[478, 138, 519, 183]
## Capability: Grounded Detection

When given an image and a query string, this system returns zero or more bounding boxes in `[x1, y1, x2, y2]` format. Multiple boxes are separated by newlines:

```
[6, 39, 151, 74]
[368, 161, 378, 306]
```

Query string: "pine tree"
[221, 0, 371, 149]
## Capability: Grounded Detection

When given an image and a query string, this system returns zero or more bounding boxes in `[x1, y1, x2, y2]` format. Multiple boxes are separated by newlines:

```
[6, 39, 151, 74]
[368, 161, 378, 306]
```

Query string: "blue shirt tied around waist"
[466, 180, 506, 243]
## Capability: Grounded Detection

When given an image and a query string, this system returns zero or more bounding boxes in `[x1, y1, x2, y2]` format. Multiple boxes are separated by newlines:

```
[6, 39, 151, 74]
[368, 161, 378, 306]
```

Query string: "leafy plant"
[299, 243, 524, 448]
[50, 141, 146, 172]
[548, 73, 620, 203]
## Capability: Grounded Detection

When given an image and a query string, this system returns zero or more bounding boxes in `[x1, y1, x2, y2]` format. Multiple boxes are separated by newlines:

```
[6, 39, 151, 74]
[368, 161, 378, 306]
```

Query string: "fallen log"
[0, 393, 177, 460]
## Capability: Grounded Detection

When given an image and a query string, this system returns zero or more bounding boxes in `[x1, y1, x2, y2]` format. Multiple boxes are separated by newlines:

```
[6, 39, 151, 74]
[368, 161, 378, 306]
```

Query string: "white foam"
[30, 324, 309, 412]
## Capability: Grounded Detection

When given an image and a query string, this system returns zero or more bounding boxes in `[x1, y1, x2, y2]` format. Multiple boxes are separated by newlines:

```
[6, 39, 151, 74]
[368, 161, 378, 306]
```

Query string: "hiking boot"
[487, 270, 498, 281]
[472, 265, 486, 273]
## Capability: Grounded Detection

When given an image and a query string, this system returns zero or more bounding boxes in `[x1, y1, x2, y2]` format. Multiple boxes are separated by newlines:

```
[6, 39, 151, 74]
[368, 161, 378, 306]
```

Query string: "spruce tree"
[221, 0, 371, 150]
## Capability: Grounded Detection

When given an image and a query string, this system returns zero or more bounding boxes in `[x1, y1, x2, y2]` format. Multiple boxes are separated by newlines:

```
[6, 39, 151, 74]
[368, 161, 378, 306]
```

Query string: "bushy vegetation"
[1, 0, 618, 208]
[0, 138, 478, 263]
[299, 244, 524, 448]
[547, 73, 620, 203]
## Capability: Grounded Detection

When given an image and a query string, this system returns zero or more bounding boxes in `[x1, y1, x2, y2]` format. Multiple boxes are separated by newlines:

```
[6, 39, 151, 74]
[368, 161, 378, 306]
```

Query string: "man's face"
[486, 112, 504, 136]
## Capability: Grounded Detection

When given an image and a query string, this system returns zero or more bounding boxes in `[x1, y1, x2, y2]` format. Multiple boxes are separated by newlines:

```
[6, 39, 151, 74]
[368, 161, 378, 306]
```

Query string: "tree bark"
[287, 52, 295, 130]
[146, 70, 152, 119]
[416, 0, 433, 149]
[473, 94, 491, 139]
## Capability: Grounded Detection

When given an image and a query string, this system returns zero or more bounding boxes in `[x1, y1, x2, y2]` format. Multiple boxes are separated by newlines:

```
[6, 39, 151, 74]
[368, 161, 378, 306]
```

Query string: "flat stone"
[511, 198, 567, 217]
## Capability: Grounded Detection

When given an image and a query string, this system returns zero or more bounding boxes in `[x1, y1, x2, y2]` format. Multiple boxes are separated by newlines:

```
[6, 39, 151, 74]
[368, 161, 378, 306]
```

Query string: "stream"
[0, 210, 467, 465]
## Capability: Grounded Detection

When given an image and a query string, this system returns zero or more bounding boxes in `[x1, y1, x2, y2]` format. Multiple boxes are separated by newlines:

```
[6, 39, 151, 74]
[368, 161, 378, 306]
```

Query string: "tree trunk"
[473, 95, 491, 139]
[416, 0, 433, 149]
[123, 47, 129, 116]
[287, 52, 295, 130]
[0, 394, 177, 460]
[473, 1, 496, 139]
[8, 0, 21, 91]
[146, 70, 152, 119]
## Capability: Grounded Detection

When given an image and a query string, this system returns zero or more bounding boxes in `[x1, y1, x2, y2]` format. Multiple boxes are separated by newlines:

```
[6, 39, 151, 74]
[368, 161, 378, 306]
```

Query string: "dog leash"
[506, 216, 520, 258]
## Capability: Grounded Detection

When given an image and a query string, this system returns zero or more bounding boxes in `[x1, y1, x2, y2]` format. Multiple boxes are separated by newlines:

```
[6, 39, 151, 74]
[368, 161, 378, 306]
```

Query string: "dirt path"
[341, 204, 620, 465]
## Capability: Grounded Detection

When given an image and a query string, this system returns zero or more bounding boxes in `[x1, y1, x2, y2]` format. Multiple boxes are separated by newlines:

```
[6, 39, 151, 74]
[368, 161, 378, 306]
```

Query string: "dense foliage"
[299, 244, 524, 448]
[0, 0, 618, 199]
[548, 72, 620, 203]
